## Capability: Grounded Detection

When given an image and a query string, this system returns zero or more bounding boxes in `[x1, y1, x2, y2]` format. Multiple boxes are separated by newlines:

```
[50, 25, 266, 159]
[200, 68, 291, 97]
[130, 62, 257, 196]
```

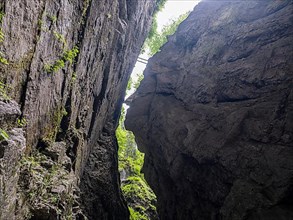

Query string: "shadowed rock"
[126, 1, 293, 219]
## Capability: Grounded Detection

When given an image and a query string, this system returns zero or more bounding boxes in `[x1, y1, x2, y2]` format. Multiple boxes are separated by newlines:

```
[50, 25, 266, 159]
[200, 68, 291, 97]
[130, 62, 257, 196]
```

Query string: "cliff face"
[0, 98, 26, 220]
[0, 0, 156, 219]
[126, 1, 293, 220]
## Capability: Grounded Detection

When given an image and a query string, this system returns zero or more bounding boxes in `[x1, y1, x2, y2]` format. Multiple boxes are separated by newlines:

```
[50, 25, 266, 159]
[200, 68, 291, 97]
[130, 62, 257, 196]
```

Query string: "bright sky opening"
[157, 0, 201, 31]
[126, 0, 201, 100]
[131, 1, 201, 77]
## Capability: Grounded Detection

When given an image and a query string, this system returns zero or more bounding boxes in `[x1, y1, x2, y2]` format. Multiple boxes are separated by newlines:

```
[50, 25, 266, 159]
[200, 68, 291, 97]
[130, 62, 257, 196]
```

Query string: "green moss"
[117, 107, 158, 219]
[144, 12, 189, 56]
[0, 56, 8, 65]
[82, 0, 91, 17]
[53, 31, 67, 47]
[19, 151, 77, 219]
[0, 11, 4, 39]
[63, 46, 79, 64]
[47, 14, 57, 23]
[0, 80, 10, 100]
[37, 19, 43, 28]
[0, 128, 9, 141]
[129, 207, 148, 220]
[0, 29, 4, 42]
[44, 46, 79, 73]
[17, 117, 27, 127]
[0, 11, 4, 23]
[71, 72, 77, 81]
[122, 176, 156, 204]
[0, 11, 8, 65]
[44, 63, 52, 72]
[62, 108, 68, 116]
[52, 59, 65, 71]
[43, 106, 67, 141]
[117, 125, 144, 176]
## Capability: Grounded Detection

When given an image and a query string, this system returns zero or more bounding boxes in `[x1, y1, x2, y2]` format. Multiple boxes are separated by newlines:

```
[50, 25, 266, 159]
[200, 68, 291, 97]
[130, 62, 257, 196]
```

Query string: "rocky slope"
[0, 0, 157, 219]
[126, 1, 293, 220]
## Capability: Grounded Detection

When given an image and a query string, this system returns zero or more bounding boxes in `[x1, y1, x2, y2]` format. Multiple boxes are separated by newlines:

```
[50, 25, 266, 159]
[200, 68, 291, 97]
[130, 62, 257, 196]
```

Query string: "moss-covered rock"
[122, 176, 158, 220]
[117, 108, 158, 220]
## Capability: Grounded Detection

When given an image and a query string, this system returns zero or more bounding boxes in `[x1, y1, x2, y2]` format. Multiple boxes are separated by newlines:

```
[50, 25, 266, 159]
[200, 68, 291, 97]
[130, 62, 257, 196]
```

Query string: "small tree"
[144, 12, 189, 56]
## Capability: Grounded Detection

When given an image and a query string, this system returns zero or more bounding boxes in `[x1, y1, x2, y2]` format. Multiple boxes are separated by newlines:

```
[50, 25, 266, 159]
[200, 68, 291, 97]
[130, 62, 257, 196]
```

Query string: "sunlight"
[157, 0, 201, 31]
[128, 0, 202, 98]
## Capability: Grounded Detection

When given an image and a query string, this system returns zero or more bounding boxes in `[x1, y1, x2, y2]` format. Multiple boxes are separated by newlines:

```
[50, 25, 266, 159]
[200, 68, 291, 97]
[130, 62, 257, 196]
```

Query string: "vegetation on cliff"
[117, 106, 158, 220]
[143, 12, 189, 56]
[18, 151, 81, 219]
[0, 10, 8, 65]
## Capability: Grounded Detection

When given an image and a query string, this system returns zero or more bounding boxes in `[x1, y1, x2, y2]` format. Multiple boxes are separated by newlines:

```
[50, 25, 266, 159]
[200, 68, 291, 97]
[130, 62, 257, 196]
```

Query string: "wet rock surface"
[0, 0, 157, 219]
[126, 1, 293, 220]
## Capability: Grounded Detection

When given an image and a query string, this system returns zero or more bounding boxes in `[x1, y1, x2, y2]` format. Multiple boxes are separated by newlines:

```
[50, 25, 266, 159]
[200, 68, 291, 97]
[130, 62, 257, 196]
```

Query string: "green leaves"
[63, 46, 79, 64]
[133, 74, 144, 90]
[17, 117, 27, 127]
[117, 125, 143, 175]
[116, 107, 157, 219]
[0, 81, 10, 100]
[144, 12, 189, 56]
[19, 152, 76, 218]
[44, 46, 79, 73]
[122, 176, 157, 220]
[156, 0, 168, 12]
[129, 207, 148, 220]
[0, 11, 4, 23]
[0, 29, 4, 43]
[127, 77, 133, 91]
[0, 11, 8, 65]
[53, 31, 67, 47]
[0, 55, 8, 65]
[0, 128, 9, 141]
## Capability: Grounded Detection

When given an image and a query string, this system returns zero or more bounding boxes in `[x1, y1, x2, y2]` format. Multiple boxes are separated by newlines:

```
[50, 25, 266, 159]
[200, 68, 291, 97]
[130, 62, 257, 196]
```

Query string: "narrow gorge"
[0, 0, 292, 220]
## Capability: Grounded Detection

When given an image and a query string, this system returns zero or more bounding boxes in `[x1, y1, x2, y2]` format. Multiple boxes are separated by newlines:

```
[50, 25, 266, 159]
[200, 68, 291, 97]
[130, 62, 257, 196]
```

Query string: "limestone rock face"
[125, 1, 293, 219]
[0, 0, 156, 219]
[0, 99, 26, 220]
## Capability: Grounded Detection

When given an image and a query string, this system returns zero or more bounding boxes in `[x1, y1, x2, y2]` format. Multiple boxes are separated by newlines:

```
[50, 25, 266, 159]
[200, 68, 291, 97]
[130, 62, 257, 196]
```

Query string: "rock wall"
[126, 1, 293, 220]
[0, 0, 157, 219]
[0, 98, 26, 220]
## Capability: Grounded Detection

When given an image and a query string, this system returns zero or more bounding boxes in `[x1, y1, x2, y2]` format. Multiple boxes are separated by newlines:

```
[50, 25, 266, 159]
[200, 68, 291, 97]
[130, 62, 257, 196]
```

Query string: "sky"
[125, 0, 201, 100]
[157, 0, 201, 31]
[130, 0, 201, 84]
